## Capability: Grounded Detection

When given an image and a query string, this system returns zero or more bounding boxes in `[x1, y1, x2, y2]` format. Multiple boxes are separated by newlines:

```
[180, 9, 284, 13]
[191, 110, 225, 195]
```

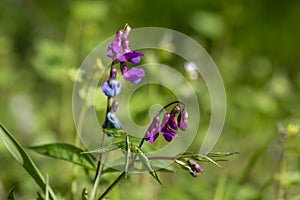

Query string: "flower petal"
[101, 79, 122, 97]
[123, 67, 145, 84]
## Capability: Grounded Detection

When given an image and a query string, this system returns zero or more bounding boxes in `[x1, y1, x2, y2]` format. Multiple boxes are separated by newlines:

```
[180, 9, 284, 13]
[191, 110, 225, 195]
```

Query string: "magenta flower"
[188, 160, 202, 177]
[118, 51, 144, 64]
[145, 116, 160, 143]
[178, 108, 188, 131]
[123, 67, 145, 84]
[107, 25, 145, 84]
[145, 104, 188, 144]
[107, 30, 123, 59]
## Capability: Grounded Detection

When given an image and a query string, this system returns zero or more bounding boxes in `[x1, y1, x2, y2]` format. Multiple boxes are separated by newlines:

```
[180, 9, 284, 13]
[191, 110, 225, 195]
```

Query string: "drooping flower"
[123, 67, 145, 84]
[145, 116, 160, 143]
[144, 103, 189, 143]
[103, 100, 123, 137]
[178, 108, 188, 131]
[106, 112, 123, 130]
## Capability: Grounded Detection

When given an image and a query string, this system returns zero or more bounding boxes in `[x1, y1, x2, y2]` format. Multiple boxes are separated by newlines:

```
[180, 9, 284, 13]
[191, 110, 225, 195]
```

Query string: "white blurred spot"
[184, 62, 199, 80]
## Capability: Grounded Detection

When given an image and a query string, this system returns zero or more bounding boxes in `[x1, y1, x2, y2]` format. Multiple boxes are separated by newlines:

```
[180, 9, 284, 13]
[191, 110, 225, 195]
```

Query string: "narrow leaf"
[0, 124, 57, 200]
[197, 155, 222, 168]
[102, 128, 126, 137]
[132, 145, 162, 185]
[7, 186, 15, 200]
[29, 143, 96, 170]
[82, 188, 88, 200]
[206, 152, 239, 157]
[124, 136, 131, 177]
[81, 141, 126, 154]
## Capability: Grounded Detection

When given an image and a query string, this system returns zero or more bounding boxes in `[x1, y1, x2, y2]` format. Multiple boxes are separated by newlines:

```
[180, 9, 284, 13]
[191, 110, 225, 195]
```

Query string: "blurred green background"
[1, 0, 300, 199]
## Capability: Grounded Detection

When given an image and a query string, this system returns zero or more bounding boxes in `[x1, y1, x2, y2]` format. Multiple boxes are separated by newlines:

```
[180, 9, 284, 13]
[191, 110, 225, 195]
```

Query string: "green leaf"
[132, 145, 162, 185]
[29, 143, 96, 170]
[0, 124, 57, 200]
[102, 128, 126, 138]
[206, 152, 239, 157]
[36, 193, 44, 200]
[7, 186, 15, 200]
[198, 155, 222, 168]
[81, 141, 126, 154]
[124, 136, 131, 177]
[82, 188, 88, 200]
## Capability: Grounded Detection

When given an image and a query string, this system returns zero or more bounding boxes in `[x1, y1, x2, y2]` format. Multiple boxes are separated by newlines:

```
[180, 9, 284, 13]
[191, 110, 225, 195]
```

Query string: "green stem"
[98, 173, 126, 200]
[90, 133, 106, 200]
[71, 105, 88, 199]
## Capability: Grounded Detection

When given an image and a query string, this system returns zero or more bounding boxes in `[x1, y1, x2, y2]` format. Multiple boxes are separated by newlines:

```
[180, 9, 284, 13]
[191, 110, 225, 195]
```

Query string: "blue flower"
[106, 111, 123, 130]
[101, 79, 122, 97]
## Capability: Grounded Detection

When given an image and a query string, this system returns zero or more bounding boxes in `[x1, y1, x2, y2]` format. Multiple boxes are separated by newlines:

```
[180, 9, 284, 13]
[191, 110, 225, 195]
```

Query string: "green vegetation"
[1, 0, 300, 199]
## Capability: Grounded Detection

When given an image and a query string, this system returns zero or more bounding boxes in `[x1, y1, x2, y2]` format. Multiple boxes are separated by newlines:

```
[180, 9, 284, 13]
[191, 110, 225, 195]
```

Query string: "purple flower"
[118, 51, 144, 64]
[123, 67, 145, 84]
[101, 79, 122, 97]
[188, 160, 202, 177]
[107, 30, 123, 59]
[169, 106, 181, 130]
[178, 108, 188, 131]
[160, 125, 178, 142]
[144, 104, 188, 143]
[189, 160, 202, 173]
[145, 116, 160, 143]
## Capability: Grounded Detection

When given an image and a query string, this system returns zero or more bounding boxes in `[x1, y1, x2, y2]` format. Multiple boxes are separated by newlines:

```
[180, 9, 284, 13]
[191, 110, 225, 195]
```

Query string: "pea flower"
[178, 108, 188, 131]
[101, 68, 121, 97]
[145, 104, 188, 143]
[123, 67, 145, 84]
[107, 24, 145, 84]
[103, 101, 123, 137]
[144, 116, 160, 143]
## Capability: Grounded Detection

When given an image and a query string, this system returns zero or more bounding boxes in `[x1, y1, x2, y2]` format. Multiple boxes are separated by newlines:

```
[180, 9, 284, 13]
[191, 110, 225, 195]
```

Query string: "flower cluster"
[188, 160, 202, 177]
[106, 24, 145, 85]
[145, 103, 188, 143]
[102, 25, 145, 133]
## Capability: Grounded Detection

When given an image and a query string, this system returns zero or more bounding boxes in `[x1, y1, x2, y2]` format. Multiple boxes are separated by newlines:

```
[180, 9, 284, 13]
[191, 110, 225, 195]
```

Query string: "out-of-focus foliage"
[1, 0, 300, 199]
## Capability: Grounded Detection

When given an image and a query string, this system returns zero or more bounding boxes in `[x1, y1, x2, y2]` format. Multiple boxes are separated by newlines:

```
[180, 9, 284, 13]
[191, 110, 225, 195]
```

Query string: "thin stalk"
[71, 105, 88, 199]
[98, 173, 126, 200]
[90, 133, 106, 200]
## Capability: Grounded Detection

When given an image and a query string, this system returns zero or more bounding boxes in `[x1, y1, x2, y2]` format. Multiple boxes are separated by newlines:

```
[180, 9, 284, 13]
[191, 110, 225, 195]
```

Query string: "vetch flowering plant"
[0, 24, 237, 200]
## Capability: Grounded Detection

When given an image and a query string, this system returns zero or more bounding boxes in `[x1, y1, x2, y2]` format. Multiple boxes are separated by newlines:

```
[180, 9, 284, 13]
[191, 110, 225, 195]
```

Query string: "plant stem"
[90, 133, 106, 200]
[98, 173, 125, 200]
[71, 105, 88, 199]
